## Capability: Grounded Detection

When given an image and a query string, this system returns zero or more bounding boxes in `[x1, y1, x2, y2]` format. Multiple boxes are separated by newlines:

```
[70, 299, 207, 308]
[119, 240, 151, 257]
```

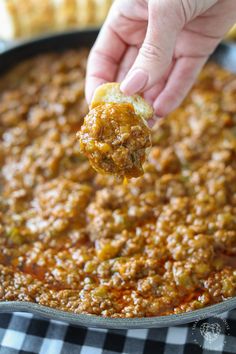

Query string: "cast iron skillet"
[0, 29, 236, 329]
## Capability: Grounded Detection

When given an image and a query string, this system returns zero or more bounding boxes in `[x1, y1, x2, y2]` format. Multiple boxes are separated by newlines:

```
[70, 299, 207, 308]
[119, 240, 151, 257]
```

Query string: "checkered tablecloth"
[0, 310, 235, 354]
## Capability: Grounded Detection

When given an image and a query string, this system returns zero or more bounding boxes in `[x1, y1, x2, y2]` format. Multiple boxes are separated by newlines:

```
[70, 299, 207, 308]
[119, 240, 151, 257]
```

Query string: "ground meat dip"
[78, 102, 151, 178]
[0, 50, 235, 318]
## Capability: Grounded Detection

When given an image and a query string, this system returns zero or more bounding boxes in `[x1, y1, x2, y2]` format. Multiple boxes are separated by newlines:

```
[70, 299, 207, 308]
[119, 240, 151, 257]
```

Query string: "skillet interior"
[0, 30, 236, 328]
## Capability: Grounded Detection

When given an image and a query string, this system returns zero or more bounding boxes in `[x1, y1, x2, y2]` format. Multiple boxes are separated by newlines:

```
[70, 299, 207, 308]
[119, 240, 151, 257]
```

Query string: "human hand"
[86, 0, 236, 117]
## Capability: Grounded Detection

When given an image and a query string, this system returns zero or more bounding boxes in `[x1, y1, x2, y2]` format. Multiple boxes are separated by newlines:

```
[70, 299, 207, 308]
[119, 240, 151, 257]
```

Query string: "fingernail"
[148, 118, 156, 128]
[120, 69, 148, 95]
[148, 115, 162, 128]
[153, 100, 166, 118]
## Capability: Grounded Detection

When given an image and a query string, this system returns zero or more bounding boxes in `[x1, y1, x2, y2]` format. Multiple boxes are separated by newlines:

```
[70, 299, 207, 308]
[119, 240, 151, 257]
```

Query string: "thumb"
[120, 0, 181, 95]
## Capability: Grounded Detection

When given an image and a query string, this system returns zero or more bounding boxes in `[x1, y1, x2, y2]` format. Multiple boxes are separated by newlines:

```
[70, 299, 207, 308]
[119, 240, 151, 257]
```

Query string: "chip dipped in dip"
[77, 83, 153, 178]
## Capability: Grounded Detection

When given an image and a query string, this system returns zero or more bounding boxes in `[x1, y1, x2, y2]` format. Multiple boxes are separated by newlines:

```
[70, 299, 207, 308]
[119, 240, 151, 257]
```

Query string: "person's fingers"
[120, 0, 182, 95]
[153, 56, 207, 116]
[143, 81, 166, 106]
[85, 11, 127, 103]
[116, 46, 138, 82]
[143, 59, 175, 105]
[85, 76, 108, 104]
[148, 115, 160, 128]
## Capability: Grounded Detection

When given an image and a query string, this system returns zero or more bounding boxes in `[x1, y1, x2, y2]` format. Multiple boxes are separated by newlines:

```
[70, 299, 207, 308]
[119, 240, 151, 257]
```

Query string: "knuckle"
[140, 42, 166, 62]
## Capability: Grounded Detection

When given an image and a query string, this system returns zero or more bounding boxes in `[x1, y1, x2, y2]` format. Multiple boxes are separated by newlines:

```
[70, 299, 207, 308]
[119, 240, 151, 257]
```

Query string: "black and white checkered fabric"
[0, 310, 235, 354]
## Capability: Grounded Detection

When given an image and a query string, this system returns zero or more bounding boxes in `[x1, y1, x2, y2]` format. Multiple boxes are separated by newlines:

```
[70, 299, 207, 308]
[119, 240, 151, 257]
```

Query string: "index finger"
[85, 14, 127, 103]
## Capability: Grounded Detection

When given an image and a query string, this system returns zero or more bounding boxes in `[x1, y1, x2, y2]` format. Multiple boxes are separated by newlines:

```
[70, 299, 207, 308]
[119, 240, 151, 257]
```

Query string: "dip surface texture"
[0, 51, 235, 318]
